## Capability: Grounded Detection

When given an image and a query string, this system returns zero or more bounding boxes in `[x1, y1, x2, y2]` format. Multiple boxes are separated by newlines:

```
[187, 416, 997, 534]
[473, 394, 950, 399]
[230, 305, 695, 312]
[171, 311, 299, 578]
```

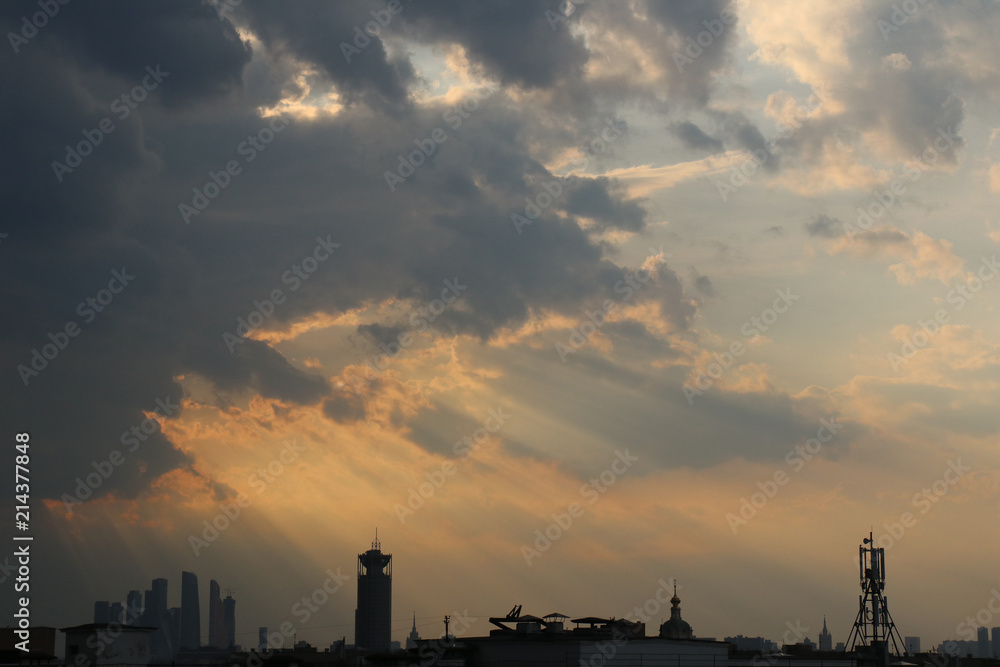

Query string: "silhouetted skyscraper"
[94, 601, 110, 624]
[978, 627, 990, 658]
[168, 607, 182, 656]
[109, 602, 124, 624]
[209, 580, 227, 648]
[406, 613, 420, 650]
[224, 593, 237, 649]
[819, 617, 832, 651]
[152, 578, 168, 614]
[181, 571, 201, 649]
[141, 578, 172, 658]
[259, 627, 268, 652]
[991, 627, 999, 659]
[355, 534, 392, 652]
[905, 637, 921, 654]
[126, 590, 143, 624]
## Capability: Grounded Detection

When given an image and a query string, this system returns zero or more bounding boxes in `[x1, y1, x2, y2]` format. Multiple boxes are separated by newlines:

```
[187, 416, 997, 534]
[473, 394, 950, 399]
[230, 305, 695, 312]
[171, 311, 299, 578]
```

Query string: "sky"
[1, 0, 999, 653]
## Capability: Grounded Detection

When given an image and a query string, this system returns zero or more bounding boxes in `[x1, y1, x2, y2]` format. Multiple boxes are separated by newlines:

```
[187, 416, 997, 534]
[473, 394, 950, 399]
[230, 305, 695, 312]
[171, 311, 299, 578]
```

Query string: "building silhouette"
[819, 617, 833, 651]
[406, 613, 420, 650]
[109, 602, 123, 624]
[224, 592, 237, 649]
[140, 577, 173, 658]
[979, 627, 991, 658]
[905, 637, 921, 654]
[126, 590, 142, 623]
[992, 627, 1000, 659]
[259, 627, 268, 652]
[181, 571, 201, 649]
[659, 583, 693, 640]
[93, 601, 110, 624]
[209, 580, 226, 648]
[355, 534, 392, 652]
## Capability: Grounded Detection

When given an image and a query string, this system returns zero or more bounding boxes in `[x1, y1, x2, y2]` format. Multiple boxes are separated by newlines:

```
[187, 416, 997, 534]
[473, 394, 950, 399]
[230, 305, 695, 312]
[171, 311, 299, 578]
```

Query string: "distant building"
[109, 602, 124, 625]
[659, 584, 693, 640]
[209, 580, 226, 648]
[181, 571, 201, 649]
[906, 637, 921, 654]
[992, 627, 1000, 659]
[224, 593, 237, 649]
[355, 535, 392, 652]
[412, 611, 730, 667]
[939, 640, 978, 656]
[259, 627, 268, 652]
[406, 614, 421, 650]
[62, 623, 154, 666]
[979, 627, 991, 659]
[94, 601, 110, 624]
[168, 607, 182, 657]
[126, 590, 143, 623]
[835, 642, 845, 651]
[724, 636, 772, 652]
[819, 617, 833, 651]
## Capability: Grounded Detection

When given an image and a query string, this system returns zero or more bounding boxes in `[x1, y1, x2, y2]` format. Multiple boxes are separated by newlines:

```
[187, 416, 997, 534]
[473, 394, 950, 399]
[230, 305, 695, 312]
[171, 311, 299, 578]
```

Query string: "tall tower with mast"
[845, 532, 906, 667]
[355, 530, 392, 652]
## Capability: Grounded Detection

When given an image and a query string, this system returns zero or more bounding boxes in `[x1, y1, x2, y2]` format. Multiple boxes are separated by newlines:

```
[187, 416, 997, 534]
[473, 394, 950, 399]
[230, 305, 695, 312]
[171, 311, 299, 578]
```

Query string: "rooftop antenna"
[373, 527, 380, 550]
[845, 531, 907, 667]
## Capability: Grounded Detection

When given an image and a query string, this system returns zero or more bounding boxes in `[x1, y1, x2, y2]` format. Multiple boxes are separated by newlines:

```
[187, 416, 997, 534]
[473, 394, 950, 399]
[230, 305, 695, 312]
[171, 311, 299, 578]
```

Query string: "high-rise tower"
[819, 616, 832, 651]
[209, 580, 227, 648]
[355, 533, 392, 652]
[224, 592, 237, 649]
[181, 571, 201, 650]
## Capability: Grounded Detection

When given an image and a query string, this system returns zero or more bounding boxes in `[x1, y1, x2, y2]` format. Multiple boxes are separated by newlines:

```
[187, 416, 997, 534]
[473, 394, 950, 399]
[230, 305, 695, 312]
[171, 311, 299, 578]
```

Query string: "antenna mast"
[845, 531, 907, 667]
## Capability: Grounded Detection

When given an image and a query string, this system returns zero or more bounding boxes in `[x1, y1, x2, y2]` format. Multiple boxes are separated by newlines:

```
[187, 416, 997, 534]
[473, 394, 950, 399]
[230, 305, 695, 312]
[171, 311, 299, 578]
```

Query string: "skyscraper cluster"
[91, 571, 236, 657]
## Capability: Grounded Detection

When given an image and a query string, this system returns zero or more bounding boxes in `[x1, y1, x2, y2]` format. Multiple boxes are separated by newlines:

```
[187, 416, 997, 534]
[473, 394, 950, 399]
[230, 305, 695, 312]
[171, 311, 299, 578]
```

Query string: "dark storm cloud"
[2, 0, 251, 106]
[235, 0, 414, 111]
[1, 1, 686, 503]
[564, 177, 647, 232]
[670, 121, 724, 153]
[398, 0, 590, 89]
[805, 214, 844, 238]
